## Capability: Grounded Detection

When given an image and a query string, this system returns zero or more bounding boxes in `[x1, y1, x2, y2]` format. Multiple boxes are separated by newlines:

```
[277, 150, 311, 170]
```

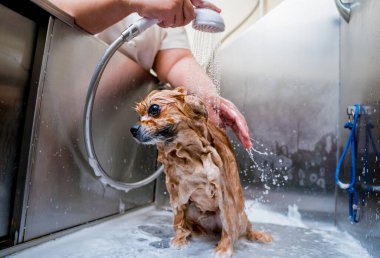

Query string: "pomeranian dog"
[130, 87, 271, 257]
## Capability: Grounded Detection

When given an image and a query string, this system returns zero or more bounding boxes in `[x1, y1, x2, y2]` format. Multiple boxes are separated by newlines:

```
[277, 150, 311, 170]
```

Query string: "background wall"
[186, 0, 284, 47]
[218, 0, 340, 221]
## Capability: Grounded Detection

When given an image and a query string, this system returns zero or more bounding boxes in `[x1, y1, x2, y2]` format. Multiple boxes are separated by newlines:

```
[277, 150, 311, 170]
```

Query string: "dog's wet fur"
[131, 87, 272, 257]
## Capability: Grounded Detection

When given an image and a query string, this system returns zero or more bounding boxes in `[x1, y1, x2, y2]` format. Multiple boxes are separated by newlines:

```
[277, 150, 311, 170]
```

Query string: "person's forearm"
[50, 0, 133, 34]
[154, 49, 218, 100]
[154, 48, 222, 127]
[50, 0, 216, 34]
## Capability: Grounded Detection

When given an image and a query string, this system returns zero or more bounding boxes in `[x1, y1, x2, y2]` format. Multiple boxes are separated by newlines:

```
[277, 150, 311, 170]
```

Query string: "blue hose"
[335, 104, 360, 223]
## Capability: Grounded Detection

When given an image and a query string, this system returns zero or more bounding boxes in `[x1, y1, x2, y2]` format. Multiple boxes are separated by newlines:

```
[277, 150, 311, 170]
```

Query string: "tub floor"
[9, 202, 371, 258]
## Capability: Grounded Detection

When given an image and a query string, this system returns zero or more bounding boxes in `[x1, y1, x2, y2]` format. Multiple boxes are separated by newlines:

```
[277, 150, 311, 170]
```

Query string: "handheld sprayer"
[84, 8, 225, 192]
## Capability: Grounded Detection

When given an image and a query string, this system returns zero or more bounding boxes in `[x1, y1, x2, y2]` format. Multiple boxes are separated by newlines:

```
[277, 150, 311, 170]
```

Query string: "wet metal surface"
[213, 0, 339, 217]
[336, 0, 380, 256]
[7, 205, 370, 258]
[0, 5, 36, 238]
[20, 18, 158, 241]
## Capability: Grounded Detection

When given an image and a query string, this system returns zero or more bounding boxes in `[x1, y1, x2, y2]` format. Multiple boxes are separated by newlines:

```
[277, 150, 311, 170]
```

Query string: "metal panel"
[22, 18, 158, 241]
[156, 0, 340, 219]
[336, 0, 380, 256]
[31, 0, 74, 28]
[0, 5, 36, 238]
[217, 0, 340, 219]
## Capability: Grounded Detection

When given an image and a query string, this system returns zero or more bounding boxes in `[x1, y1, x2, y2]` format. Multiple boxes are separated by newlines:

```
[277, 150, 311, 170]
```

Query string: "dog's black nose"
[130, 125, 140, 137]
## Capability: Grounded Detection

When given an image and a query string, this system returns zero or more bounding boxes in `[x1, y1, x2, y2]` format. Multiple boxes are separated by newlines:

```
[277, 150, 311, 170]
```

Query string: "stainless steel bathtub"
[0, 0, 378, 257]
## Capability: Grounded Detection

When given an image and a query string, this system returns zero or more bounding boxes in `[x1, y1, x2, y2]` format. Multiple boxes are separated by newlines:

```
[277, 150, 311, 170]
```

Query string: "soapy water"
[8, 203, 371, 258]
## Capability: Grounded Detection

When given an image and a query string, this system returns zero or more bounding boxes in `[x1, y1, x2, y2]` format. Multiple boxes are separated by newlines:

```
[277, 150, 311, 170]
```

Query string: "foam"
[8, 204, 371, 258]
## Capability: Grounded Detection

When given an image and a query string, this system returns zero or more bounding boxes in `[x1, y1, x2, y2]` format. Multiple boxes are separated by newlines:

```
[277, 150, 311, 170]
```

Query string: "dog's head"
[130, 87, 208, 145]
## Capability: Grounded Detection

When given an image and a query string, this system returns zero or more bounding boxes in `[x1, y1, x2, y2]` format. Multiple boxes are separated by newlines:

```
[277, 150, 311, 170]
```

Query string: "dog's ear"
[183, 95, 208, 120]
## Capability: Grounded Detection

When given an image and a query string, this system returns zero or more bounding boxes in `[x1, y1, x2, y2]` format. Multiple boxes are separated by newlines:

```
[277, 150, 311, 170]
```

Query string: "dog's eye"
[148, 104, 160, 117]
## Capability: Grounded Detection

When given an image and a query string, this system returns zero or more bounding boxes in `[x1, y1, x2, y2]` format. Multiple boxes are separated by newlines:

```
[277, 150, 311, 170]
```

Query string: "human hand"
[130, 0, 221, 28]
[191, 0, 221, 13]
[206, 97, 253, 149]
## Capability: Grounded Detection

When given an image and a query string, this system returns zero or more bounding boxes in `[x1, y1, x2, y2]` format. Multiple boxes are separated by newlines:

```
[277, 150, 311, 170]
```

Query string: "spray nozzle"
[134, 8, 225, 36]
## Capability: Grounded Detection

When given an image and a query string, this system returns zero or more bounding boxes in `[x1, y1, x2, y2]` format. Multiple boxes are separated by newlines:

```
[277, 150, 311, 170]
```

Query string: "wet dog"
[130, 87, 272, 257]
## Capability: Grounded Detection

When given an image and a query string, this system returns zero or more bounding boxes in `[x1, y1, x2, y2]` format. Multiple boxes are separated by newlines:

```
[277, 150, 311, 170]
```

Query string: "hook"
[335, 0, 352, 23]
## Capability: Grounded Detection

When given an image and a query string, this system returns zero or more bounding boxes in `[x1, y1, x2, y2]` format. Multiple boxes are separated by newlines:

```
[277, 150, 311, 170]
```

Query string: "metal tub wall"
[0, 5, 36, 239]
[217, 0, 340, 220]
[336, 0, 380, 256]
[15, 18, 158, 242]
[0, 0, 377, 256]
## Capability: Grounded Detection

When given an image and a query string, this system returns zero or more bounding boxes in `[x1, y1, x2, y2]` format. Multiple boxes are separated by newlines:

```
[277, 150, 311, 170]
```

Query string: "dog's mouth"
[130, 124, 175, 145]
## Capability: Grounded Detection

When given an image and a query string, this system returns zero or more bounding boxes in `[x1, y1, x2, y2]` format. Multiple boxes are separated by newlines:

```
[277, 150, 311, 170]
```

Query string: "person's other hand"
[191, 0, 221, 13]
[130, 0, 221, 28]
[206, 97, 253, 149]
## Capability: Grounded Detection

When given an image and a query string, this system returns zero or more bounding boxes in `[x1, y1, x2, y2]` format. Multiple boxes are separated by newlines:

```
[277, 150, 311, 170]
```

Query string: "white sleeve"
[96, 15, 190, 70]
[160, 27, 190, 50]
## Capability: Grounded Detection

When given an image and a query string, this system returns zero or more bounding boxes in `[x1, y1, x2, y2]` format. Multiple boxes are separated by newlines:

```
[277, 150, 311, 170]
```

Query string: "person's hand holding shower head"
[50, 0, 221, 34]
[129, 0, 221, 28]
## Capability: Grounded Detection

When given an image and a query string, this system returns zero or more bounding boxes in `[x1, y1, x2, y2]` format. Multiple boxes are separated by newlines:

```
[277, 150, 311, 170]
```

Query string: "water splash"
[248, 145, 269, 156]
[246, 147, 266, 172]
[244, 138, 293, 201]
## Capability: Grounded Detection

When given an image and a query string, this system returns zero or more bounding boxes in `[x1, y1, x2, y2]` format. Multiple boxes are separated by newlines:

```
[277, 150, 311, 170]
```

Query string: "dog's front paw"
[214, 238, 233, 258]
[247, 229, 273, 243]
[214, 247, 233, 258]
[170, 236, 188, 249]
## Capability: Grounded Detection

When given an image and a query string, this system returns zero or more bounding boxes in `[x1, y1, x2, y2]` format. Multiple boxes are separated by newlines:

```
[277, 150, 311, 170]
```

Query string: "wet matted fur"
[131, 87, 272, 257]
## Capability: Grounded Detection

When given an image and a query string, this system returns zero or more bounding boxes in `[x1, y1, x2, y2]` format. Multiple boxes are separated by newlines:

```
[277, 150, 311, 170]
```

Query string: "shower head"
[192, 8, 225, 33]
[131, 8, 225, 39]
